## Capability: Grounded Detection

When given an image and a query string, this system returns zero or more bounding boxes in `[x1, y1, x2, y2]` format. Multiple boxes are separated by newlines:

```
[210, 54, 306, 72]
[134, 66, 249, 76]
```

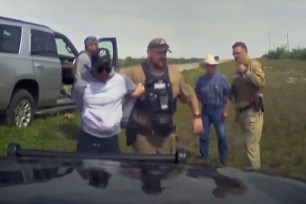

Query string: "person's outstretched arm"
[177, 73, 203, 134]
[130, 83, 145, 97]
[120, 73, 144, 98]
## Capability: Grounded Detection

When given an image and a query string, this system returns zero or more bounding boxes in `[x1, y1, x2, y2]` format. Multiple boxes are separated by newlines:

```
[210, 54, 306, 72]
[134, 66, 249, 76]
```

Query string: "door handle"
[34, 62, 45, 70]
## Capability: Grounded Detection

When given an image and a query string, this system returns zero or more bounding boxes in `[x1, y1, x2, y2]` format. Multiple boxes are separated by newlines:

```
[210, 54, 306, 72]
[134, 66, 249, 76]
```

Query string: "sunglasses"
[95, 62, 112, 74]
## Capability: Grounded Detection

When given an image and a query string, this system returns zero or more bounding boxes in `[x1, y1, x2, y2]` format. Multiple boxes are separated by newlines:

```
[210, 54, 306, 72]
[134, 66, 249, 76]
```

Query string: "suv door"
[54, 32, 78, 61]
[0, 23, 24, 112]
[54, 32, 78, 85]
[98, 38, 118, 72]
[30, 28, 62, 107]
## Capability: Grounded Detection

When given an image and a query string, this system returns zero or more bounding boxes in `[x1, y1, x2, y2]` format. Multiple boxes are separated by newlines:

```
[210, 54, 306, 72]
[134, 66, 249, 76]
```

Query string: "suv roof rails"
[7, 143, 188, 164]
[0, 16, 50, 29]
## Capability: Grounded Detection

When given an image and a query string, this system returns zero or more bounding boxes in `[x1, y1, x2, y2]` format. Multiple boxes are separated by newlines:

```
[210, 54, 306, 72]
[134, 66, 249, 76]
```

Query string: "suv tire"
[6, 89, 35, 127]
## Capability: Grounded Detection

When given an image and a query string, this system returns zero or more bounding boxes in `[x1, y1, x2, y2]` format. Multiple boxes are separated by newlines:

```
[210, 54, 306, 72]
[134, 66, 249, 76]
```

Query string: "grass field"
[0, 59, 306, 180]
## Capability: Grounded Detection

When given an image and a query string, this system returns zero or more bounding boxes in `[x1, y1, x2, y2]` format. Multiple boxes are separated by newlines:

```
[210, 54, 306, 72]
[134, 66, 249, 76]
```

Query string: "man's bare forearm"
[188, 95, 204, 134]
[188, 95, 201, 115]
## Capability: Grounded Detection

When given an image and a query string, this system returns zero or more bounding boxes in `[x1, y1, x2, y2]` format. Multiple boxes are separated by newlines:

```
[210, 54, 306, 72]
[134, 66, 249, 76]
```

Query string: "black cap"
[91, 48, 112, 73]
[148, 38, 172, 53]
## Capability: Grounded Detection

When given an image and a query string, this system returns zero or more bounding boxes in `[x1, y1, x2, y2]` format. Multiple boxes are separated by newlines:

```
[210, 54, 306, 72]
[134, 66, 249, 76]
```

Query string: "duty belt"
[238, 97, 264, 114]
[238, 103, 255, 113]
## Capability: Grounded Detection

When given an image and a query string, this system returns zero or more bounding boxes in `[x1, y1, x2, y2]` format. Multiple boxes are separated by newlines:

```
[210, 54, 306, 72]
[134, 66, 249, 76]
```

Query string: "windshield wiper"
[6, 143, 187, 164]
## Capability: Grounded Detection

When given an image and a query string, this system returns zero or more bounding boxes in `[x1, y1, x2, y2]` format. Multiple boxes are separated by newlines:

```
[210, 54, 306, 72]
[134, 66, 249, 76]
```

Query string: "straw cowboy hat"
[199, 54, 219, 66]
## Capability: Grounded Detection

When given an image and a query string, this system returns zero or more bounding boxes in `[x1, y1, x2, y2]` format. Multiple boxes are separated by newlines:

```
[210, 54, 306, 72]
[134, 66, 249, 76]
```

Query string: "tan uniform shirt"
[233, 58, 265, 107]
[120, 64, 195, 129]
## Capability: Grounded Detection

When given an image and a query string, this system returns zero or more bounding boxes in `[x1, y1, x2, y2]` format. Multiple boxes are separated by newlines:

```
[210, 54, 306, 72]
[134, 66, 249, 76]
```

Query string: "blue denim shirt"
[195, 72, 230, 112]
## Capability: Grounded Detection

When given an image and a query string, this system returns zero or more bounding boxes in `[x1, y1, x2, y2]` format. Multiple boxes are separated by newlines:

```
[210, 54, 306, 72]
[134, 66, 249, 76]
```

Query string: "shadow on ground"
[58, 123, 79, 140]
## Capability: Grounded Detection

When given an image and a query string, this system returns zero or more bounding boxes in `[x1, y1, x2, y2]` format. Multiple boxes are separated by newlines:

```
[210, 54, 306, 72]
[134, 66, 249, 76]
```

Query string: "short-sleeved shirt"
[120, 64, 195, 129]
[195, 72, 230, 112]
[82, 73, 136, 138]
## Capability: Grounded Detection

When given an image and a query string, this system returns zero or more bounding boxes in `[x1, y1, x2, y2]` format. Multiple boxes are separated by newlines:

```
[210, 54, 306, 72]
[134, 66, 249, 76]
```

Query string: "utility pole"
[268, 31, 271, 51]
[287, 33, 290, 52]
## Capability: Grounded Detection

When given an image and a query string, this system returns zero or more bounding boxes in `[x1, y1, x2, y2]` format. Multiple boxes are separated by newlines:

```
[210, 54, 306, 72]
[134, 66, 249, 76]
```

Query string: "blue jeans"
[199, 107, 228, 161]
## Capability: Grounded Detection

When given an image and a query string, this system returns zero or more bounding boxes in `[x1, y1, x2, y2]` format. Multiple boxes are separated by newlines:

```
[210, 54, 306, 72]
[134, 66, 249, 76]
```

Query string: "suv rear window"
[31, 29, 58, 58]
[0, 24, 22, 54]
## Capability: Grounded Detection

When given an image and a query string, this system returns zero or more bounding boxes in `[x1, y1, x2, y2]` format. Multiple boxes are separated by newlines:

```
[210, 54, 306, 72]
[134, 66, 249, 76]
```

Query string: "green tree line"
[263, 46, 306, 60]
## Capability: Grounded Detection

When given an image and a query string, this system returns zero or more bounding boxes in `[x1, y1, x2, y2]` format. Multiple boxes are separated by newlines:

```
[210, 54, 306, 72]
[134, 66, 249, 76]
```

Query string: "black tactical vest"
[135, 61, 177, 135]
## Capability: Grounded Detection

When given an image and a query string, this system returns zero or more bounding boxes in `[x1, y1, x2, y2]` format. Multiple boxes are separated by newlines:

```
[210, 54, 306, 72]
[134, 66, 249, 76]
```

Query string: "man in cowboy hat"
[195, 54, 230, 165]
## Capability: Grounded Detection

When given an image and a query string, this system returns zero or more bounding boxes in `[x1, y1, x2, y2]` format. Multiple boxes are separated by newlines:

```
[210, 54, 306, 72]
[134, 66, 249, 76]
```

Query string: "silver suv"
[0, 16, 118, 127]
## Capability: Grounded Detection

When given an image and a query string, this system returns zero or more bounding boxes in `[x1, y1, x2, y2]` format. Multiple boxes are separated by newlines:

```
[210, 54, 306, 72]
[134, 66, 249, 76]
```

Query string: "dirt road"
[173, 59, 232, 72]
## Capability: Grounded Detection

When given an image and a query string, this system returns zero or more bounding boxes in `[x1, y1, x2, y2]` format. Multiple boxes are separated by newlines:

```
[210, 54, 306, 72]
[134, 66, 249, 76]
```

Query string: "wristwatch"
[193, 113, 201, 119]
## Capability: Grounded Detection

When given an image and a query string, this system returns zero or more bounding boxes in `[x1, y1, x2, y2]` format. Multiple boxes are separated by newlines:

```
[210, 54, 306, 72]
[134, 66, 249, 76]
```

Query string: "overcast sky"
[1, 0, 306, 59]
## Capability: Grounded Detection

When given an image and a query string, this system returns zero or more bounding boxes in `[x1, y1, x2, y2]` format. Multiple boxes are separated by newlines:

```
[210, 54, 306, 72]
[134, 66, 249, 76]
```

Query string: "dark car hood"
[0, 157, 305, 204]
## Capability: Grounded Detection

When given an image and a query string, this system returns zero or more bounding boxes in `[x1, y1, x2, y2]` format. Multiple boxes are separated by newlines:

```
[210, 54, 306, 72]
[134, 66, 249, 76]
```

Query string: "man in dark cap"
[73, 36, 99, 111]
[121, 38, 203, 154]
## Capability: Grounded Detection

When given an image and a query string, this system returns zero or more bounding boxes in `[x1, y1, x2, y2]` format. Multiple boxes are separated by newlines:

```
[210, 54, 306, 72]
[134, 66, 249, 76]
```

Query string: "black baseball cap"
[147, 38, 172, 53]
[91, 48, 112, 73]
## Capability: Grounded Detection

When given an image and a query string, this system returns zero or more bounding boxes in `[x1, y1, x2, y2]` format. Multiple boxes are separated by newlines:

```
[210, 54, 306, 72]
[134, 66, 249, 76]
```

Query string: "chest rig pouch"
[137, 61, 176, 135]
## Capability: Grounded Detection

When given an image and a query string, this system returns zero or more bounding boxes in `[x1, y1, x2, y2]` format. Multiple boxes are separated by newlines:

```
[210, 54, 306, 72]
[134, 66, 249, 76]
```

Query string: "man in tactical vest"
[121, 38, 203, 154]
[231, 42, 265, 170]
[73, 36, 99, 111]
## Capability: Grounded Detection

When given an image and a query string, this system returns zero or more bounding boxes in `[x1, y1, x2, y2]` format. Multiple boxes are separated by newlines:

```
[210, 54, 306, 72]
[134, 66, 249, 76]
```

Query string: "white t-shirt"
[81, 73, 136, 138]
